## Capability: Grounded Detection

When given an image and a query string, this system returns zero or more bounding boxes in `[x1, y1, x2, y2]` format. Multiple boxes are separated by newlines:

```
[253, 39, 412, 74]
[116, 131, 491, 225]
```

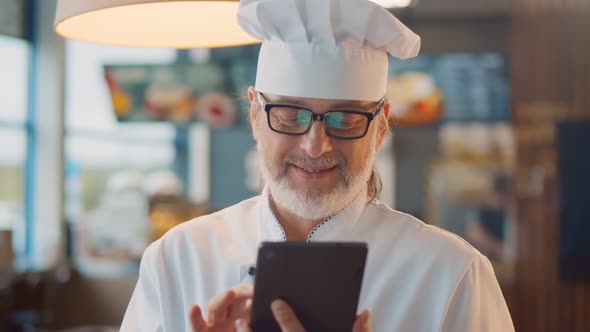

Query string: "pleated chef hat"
[237, 0, 421, 101]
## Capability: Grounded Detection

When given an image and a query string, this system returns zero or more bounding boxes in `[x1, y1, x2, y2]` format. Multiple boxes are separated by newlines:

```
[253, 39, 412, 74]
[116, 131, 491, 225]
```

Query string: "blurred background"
[0, 0, 589, 331]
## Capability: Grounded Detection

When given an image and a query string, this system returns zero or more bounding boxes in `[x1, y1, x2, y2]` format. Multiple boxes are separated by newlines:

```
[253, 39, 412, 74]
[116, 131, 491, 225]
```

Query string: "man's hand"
[234, 299, 371, 332]
[189, 284, 254, 332]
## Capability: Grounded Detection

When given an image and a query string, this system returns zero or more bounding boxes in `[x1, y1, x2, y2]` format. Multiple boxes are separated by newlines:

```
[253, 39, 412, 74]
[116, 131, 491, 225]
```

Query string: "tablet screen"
[250, 242, 368, 332]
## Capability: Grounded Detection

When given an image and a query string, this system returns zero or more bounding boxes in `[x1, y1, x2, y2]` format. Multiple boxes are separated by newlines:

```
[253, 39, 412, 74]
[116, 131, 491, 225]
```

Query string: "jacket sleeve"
[441, 254, 515, 332]
[120, 243, 164, 332]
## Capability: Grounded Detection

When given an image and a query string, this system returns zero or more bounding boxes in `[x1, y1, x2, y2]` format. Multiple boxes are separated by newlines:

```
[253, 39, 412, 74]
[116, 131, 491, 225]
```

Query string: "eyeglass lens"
[268, 107, 369, 138]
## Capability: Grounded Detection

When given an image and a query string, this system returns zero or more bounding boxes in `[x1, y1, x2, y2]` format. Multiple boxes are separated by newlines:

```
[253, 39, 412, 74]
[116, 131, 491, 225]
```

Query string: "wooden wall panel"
[511, 0, 590, 331]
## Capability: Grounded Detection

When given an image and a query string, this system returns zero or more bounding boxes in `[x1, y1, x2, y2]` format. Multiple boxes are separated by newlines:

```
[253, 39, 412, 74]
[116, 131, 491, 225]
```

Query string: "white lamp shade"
[54, 0, 260, 48]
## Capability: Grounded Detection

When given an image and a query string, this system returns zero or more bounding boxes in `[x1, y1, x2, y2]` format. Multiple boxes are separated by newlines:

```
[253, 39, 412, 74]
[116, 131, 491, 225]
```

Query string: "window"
[0, 35, 30, 265]
[65, 41, 179, 276]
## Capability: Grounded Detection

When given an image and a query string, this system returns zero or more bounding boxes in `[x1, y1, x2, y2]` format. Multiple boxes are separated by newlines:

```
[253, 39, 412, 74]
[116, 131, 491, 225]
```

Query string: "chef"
[121, 0, 514, 331]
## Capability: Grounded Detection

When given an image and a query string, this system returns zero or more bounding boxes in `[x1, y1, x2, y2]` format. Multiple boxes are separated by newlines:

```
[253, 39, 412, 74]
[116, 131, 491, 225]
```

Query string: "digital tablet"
[249, 242, 368, 332]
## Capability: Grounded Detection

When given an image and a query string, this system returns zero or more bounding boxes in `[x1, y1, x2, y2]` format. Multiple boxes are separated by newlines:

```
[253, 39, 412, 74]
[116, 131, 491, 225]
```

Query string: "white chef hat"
[237, 0, 421, 102]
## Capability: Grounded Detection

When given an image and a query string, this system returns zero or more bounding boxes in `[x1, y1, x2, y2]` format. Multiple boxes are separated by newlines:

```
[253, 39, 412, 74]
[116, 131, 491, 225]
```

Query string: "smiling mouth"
[292, 164, 338, 173]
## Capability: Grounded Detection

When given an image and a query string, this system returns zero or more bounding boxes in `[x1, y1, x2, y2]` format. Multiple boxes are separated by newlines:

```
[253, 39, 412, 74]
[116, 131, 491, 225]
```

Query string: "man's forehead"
[264, 93, 376, 109]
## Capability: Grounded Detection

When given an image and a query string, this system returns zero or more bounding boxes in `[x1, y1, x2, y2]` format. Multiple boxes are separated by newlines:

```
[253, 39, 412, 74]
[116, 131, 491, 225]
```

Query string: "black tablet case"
[250, 242, 368, 332]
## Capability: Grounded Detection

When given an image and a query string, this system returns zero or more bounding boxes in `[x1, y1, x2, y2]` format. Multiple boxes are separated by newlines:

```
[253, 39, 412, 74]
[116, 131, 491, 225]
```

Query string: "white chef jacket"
[121, 188, 514, 331]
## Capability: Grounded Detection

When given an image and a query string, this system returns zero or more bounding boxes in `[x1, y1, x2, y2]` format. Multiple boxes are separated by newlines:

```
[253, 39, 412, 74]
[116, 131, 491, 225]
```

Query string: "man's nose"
[299, 121, 333, 158]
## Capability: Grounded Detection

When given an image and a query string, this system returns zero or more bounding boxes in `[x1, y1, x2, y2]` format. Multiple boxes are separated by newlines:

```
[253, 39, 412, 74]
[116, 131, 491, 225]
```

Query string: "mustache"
[281, 154, 346, 171]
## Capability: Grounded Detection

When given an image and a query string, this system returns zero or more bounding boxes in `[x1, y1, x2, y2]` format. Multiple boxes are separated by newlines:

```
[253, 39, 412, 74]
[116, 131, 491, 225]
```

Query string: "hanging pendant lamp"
[54, 0, 259, 48]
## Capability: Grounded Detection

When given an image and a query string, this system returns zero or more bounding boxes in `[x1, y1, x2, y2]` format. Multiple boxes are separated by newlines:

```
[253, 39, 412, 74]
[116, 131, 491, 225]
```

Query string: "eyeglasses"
[256, 92, 384, 140]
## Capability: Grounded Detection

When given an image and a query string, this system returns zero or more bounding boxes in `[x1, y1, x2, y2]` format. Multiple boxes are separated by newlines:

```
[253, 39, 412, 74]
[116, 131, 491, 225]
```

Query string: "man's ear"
[247, 86, 259, 140]
[375, 99, 390, 149]
[247, 86, 256, 103]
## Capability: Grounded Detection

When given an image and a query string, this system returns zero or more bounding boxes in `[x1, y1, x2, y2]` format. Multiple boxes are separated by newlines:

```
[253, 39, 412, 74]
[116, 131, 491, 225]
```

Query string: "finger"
[235, 283, 254, 293]
[227, 285, 254, 319]
[228, 298, 253, 321]
[207, 285, 254, 325]
[206, 289, 236, 325]
[235, 318, 253, 332]
[352, 309, 371, 332]
[271, 299, 305, 332]
[189, 305, 208, 332]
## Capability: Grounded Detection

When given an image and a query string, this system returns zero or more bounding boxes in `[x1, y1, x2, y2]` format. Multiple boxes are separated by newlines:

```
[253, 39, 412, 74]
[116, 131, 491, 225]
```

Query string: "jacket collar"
[256, 185, 369, 242]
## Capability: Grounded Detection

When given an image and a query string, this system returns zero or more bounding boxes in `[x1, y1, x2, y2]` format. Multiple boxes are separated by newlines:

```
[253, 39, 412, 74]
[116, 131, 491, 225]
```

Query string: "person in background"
[121, 0, 514, 331]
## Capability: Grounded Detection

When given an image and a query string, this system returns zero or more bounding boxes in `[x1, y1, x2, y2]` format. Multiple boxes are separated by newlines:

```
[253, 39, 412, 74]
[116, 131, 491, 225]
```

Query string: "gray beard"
[258, 131, 377, 220]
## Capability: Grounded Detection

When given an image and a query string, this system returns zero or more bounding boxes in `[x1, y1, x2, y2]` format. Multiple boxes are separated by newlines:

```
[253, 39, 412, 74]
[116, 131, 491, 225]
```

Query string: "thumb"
[271, 299, 305, 332]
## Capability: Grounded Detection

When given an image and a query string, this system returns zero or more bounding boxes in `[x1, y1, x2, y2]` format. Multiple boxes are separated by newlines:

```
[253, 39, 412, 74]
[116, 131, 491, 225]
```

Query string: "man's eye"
[276, 110, 309, 126]
[327, 113, 361, 128]
[295, 110, 309, 126]
[326, 117, 340, 128]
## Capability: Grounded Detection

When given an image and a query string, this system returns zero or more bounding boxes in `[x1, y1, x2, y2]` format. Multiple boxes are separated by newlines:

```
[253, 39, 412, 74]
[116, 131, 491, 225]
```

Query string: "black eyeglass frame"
[256, 92, 385, 140]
